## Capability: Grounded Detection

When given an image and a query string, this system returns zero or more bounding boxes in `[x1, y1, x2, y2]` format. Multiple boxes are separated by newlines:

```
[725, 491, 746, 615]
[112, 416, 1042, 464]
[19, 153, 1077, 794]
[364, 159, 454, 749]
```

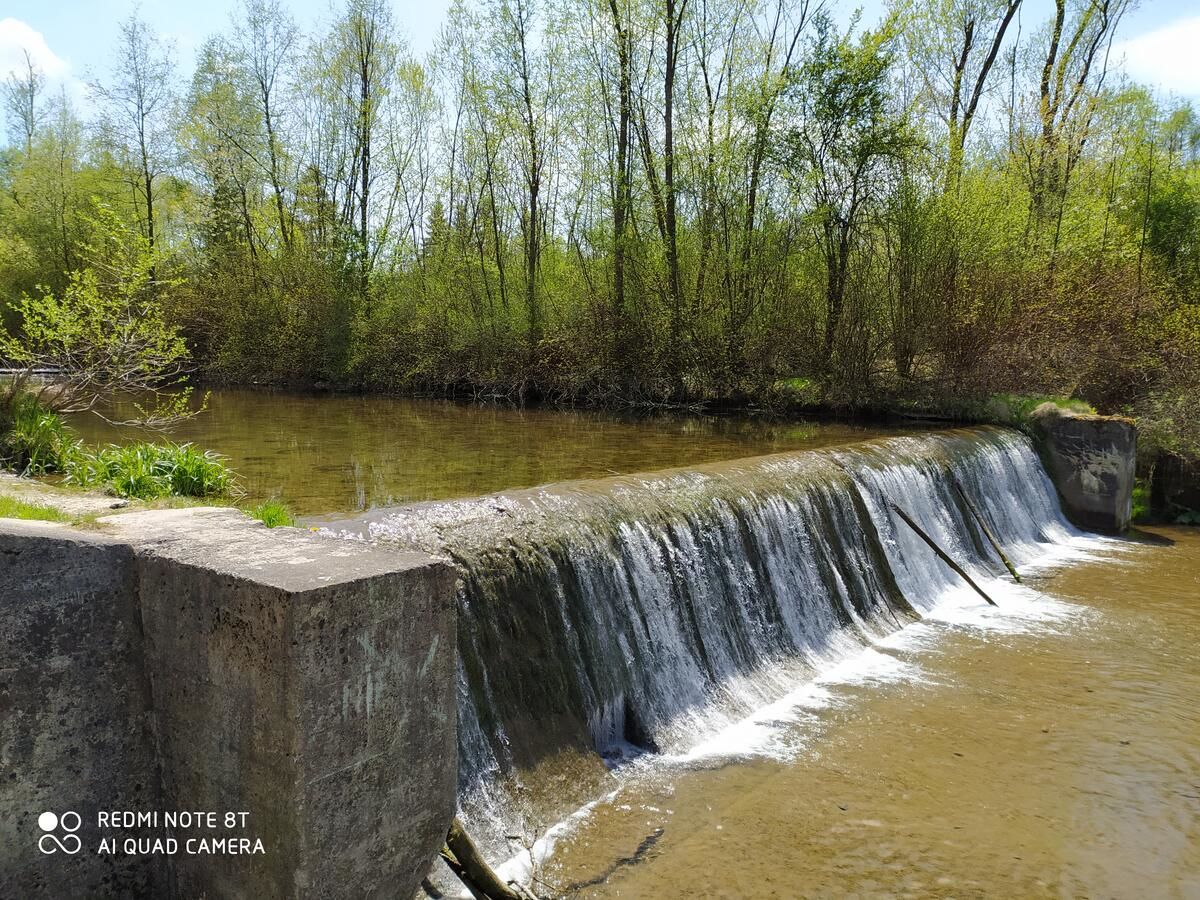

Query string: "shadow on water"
[1123, 525, 1177, 546]
[561, 828, 666, 893]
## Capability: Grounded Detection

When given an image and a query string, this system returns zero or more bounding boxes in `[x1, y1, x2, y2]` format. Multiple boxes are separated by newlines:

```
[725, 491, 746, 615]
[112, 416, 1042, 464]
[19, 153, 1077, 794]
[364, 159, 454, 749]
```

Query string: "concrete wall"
[0, 522, 166, 898]
[0, 508, 457, 900]
[1030, 404, 1138, 533]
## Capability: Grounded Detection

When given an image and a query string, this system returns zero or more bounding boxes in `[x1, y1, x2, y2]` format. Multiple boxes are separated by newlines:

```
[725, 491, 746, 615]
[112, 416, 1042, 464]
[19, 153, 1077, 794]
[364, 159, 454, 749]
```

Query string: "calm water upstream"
[67, 389, 908, 514]
[535, 527, 1200, 899]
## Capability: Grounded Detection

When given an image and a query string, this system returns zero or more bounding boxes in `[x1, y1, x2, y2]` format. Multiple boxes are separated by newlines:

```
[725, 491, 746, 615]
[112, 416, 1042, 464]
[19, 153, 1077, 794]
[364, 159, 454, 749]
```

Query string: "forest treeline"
[1, 0, 1198, 455]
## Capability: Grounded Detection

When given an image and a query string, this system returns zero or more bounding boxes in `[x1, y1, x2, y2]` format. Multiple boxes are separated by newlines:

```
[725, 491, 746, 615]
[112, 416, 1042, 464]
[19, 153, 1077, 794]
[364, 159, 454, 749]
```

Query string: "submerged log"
[888, 501, 999, 607]
[951, 478, 1023, 584]
[441, 817, 526, 900]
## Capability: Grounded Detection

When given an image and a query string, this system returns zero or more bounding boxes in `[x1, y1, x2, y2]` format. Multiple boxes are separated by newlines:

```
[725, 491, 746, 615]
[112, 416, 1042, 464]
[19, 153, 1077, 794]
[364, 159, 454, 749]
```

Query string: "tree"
[492, 0, 550, 350]
[2, 49, 44, 154]
[606, 0, 634, 319]
[338, 0, 399, 306]
[1020, 0, 1131, 244]
[91, 14, 177, 288]
[900, 0, 1022, 192]
[778, 14, 915, 376]
[0, 204, 195, 425]
[236, 0, 300, 248]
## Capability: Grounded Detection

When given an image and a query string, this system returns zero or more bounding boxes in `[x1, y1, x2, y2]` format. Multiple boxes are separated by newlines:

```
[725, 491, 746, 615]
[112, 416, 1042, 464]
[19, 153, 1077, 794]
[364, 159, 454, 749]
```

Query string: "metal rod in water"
[888, 501, 999, 607]
[952, 477, 1023, 584]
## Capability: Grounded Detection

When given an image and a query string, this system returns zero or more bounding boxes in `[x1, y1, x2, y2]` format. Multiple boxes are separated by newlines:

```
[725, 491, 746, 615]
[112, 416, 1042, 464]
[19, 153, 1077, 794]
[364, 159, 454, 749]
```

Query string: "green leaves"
[0, 393, 236, 501]
[65, 442, 236, 501]
[0, 201, 194, 424]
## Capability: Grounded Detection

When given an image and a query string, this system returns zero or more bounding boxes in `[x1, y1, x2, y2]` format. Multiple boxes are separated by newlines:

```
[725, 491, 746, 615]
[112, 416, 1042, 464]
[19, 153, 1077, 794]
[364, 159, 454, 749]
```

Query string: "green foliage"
[1131, 480, 1151, 523]
[67, 442, 235, 500]
[0, 393, 235, 500]
[0, 495, 70, 522]
[0, 0, 1197, 472]
[247, 499, 295, 528]
[0, 392, 83, 474]
[987, 395, 1096, 430]
[164, 443, 235, 497]
[771, 377, 823, 407]
[0, 203, 194, 425]
[69, 444, 173, 500]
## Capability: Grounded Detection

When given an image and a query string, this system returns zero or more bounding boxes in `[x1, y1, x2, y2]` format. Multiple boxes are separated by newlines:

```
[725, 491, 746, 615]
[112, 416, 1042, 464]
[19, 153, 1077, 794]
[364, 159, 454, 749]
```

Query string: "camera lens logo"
[38, 811, 81, 855]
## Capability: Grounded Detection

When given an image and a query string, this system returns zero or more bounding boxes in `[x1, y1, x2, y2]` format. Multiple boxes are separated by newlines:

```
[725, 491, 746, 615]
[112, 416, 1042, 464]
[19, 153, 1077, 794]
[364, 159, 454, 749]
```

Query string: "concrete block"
[0, 508, 457, 900]
[1029, 404, 1137, 533]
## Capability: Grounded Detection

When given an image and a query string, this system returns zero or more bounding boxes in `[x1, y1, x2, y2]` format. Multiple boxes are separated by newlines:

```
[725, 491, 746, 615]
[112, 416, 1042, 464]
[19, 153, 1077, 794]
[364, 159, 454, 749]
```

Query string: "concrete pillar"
[1029, 403, 1138, 534]
[0, 508, 457, 900]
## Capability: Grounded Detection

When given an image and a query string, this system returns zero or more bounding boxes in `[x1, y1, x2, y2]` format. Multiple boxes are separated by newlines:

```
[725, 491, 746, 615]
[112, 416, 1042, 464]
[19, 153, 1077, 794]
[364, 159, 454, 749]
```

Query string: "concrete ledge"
[0, 508, 457, 900]
[1029, 403, 1137, 533]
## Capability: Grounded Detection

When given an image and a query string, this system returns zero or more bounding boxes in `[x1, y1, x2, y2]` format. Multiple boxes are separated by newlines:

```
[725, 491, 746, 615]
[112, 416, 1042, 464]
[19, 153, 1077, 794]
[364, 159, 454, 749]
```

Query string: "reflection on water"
[67, 389, 906, 514]
[541, 528, 1200, 898]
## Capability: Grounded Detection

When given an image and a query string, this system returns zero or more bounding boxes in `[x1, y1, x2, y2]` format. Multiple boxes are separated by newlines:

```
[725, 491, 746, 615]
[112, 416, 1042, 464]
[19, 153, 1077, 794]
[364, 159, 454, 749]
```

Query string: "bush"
[247, 499, 294, 528]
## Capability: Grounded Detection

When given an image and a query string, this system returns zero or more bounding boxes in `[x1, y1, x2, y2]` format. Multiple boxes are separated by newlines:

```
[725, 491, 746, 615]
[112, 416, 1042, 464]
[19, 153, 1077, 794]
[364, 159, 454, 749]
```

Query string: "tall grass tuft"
[162, 443, 234, 497]
[0, 393, 83, 474]
[2, 392, 238, 501]
[247, 499, 295, 528]
[67, 442, 237, 500]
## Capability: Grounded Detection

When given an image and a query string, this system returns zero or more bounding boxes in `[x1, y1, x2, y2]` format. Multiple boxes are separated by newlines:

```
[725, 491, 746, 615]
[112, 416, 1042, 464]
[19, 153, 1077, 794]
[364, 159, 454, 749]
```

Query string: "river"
[69, 392, 1200, 897]
[534, 527, 1200, 898]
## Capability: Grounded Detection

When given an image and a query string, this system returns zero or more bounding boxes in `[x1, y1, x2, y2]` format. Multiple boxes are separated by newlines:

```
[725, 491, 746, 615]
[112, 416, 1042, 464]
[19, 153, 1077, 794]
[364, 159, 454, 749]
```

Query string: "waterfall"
[328, 427, 1078, 859]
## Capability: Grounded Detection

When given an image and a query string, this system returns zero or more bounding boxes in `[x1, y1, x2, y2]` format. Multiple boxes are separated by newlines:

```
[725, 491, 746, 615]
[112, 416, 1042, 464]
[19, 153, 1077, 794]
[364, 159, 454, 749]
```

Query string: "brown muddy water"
[532, 528, 1200, 899]
[67, 389, 909, 514]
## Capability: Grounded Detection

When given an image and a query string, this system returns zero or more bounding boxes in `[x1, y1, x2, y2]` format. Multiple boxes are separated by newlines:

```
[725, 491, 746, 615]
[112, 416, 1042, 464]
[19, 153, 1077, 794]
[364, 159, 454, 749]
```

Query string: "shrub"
[248, 499, 294, 528]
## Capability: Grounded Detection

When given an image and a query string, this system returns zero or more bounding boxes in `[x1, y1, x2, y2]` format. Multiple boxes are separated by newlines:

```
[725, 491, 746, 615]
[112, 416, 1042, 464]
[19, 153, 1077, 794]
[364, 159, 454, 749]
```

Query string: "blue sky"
[2, 0, 1198, 104]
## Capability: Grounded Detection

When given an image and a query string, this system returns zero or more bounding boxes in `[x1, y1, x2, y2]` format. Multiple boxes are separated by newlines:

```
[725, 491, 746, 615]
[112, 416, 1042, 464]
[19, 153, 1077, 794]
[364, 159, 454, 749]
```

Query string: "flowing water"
[315, 426, 1200, 898]
[537, 526, 1200, 899]
[66, 389, 906, 514]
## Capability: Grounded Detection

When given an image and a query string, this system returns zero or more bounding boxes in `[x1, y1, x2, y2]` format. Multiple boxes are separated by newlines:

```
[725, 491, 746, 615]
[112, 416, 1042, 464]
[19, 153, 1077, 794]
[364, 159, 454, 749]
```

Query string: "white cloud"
[0, 17, 70, 81]
[1113, 15, 1200, 98]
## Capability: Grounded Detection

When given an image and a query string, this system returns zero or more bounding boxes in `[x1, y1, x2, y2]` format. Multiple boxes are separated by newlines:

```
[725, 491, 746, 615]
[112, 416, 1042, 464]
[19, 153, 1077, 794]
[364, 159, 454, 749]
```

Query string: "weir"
[1, 423, 1125, 898]
[327, 426, 1082, 865]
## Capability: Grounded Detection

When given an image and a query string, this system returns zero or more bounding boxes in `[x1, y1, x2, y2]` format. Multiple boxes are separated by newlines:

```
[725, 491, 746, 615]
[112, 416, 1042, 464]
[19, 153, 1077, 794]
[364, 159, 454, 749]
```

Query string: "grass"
[983, 393, 1096, 429]
[772, 376, 823, 406]
[0, 392, 83, 475]
[247, 499, 295, 528]
[0, 494, 70, 522]
[1, 393, 238, 501]
[67, 442, 235, 500]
